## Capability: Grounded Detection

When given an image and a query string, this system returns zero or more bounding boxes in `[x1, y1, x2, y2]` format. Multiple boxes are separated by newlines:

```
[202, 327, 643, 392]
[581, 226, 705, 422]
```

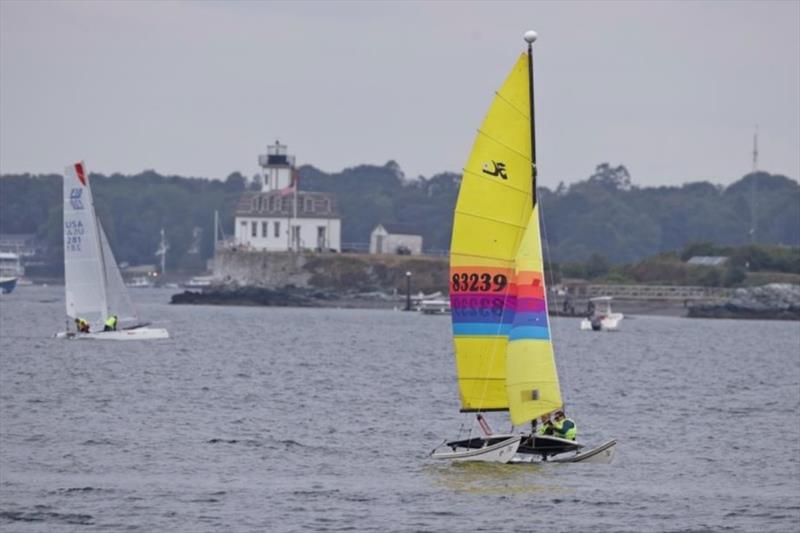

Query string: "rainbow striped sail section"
[449, 53, 534, 412]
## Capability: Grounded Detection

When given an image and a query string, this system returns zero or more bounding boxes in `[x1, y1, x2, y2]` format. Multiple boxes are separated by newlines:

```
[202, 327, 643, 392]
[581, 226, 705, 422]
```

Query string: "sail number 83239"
[451, 273, 508, 293]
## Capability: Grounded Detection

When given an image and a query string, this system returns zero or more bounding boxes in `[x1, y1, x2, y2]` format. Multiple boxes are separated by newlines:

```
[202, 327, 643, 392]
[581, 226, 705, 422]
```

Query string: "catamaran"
[56, 162, 169, 341]
[430, 31, 615, 464]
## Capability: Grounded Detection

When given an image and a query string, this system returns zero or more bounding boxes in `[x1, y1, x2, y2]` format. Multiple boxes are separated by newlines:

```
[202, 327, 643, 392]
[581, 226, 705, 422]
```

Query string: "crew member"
[535, 414, 553, 436]
[551, 410, 577, 440]
[75, 317, 90, 333]
[104, 315, 118, 332]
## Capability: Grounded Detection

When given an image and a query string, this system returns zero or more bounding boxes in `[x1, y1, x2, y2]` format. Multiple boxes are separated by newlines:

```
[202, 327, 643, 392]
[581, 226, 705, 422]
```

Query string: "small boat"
[182, 275, 215, 289]
[0, 276, 17, 295]
[430, 31, 615, 464]
[56, 162, 169, 341]
[580, 296, 624, 331]
[126, 276, 154, 289]
[419, 298, 451, 315]
[0, 251, 24, 294]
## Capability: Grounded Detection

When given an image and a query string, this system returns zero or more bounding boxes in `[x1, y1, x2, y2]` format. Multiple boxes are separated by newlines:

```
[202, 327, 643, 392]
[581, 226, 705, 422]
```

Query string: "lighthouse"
[233, 142, 341, 252]
[258, 140, 295, 192]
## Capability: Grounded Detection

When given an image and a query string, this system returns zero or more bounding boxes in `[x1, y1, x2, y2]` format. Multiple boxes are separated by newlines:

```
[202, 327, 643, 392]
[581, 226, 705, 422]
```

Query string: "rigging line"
[474, 129, 532, 163]
[537, 193, 569, 408]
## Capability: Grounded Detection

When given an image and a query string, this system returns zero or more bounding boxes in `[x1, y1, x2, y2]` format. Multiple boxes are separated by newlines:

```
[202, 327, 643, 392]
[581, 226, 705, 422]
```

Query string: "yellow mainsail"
[449, 50, 562, 424]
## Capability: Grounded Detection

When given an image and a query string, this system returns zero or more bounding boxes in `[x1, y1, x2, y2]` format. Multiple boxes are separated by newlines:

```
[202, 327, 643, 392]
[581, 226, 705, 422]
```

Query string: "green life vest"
[105, 316, 117, 328]
[553, 417, 577, 440]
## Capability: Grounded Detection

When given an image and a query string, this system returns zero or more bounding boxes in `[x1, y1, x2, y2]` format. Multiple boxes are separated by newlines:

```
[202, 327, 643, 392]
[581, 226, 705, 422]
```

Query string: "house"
[369, 223, 423, 255]
[234, 142, 341, 252]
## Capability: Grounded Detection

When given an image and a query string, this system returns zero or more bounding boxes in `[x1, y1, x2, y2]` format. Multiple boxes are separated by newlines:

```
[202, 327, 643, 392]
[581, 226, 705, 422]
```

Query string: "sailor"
[75, 317, 90, 333]
[103, 315, 118, 332]
[551, 410, 577, 440]
[535, 414, 553, 436]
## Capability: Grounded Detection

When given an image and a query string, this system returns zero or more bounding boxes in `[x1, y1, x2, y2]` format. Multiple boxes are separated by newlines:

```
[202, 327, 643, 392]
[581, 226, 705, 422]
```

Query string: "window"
[251, 221, 257, 237]
[262, 221, 268, 237]
[304, 197, 313, 212]
[274, 221, 280, 238]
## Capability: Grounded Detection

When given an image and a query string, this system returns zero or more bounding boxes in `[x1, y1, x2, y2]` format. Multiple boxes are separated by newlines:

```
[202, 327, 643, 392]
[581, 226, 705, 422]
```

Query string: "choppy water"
[1, 285, 799, 532]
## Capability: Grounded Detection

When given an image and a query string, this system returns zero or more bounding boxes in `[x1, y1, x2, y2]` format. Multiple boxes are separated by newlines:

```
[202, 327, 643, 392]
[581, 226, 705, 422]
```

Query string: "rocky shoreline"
[687, 284, 800, 320]
[170, 286, 404, 309]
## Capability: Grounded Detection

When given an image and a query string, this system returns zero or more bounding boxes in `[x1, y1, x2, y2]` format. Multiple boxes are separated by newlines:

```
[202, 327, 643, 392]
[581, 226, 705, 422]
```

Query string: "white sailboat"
[56, 162, 169, 341]
[430, 31, 615, 464]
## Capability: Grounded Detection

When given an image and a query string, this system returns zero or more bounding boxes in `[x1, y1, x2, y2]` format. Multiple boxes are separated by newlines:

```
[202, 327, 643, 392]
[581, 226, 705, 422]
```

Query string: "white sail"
[98, 222, 140, 327]
[63, 162, 108, 326]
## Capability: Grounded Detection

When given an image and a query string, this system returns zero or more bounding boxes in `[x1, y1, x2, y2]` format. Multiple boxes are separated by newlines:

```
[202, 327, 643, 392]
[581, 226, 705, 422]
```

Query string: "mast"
[525, 30, 538, 209]
[214, 210, 219, 253]
[750, 126, 758, 243]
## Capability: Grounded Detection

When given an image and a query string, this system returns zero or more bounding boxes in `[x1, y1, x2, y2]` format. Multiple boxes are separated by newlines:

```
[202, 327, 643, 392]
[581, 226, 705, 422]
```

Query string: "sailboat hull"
[549, 439, 616, 463]
[431, 435, 521, 463]
[56, 327, 170, 341]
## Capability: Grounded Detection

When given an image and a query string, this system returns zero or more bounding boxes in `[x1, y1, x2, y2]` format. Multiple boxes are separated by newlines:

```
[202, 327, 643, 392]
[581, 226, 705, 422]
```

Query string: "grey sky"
[1, 0, 798, 188]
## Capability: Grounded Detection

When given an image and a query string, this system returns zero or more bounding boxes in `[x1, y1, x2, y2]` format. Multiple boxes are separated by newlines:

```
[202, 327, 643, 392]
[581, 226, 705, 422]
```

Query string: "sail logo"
[482, 160, 508, 180]
[69, 188, 84, 210]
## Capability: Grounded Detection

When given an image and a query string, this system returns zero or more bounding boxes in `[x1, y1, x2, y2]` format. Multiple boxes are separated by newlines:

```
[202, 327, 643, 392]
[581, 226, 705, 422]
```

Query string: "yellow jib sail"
[505, 205, 562, 425]
[449, 53, 534, 411]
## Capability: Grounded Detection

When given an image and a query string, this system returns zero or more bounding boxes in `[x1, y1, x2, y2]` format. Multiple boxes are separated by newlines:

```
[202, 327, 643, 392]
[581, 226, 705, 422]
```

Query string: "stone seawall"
[213, 249, 449, 293]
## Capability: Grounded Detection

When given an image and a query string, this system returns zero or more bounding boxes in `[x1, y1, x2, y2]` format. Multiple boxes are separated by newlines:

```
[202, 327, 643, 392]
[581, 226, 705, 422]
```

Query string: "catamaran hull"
[550, 439, 616, 463]
[510, 439, 616, 464]
[431, 436, 521, 463]
[56, 327, 169, 341]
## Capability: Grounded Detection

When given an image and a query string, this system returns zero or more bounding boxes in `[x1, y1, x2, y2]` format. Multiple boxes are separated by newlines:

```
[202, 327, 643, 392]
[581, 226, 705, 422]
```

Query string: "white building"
[234, 142, 341, 252]
[370, 223, 423, 255]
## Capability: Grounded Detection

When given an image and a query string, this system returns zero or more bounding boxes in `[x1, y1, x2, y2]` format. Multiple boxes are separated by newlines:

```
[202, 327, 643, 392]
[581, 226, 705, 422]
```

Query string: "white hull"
[56, 327, 169, 341]
[431, 436, 521, 463]
[580, 313, 623, 331]
[510, 438, 616, 464]
[550, 439, 616, 463]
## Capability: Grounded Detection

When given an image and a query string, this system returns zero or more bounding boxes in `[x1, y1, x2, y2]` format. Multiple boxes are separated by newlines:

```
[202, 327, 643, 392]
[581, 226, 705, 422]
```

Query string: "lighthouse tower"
[258, 141, 295, 192]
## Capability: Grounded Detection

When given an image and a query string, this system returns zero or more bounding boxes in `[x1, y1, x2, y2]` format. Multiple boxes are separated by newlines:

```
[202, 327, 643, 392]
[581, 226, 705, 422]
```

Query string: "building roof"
[687, 256, 729, 266]
[374, 223, 421, 236]
[235, 190, 339, 219]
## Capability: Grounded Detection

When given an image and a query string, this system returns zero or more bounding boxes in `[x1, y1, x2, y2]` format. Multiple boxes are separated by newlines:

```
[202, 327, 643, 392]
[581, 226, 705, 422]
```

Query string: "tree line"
[0, 162, 797, 277]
